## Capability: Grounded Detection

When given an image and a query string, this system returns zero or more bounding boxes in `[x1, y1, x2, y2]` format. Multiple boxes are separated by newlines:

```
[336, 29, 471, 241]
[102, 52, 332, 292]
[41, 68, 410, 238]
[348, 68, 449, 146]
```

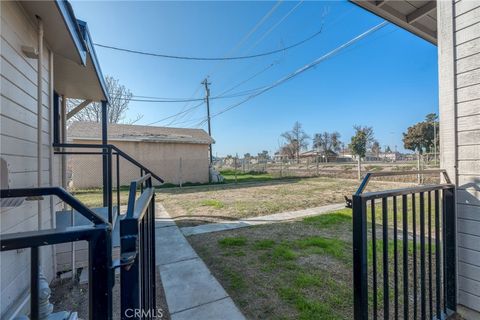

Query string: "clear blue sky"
[71, 0, 438, 157]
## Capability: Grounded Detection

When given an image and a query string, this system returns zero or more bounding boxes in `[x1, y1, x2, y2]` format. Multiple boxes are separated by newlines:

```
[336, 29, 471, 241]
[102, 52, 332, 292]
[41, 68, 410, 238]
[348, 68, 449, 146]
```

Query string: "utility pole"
[202, 78, 213, 165]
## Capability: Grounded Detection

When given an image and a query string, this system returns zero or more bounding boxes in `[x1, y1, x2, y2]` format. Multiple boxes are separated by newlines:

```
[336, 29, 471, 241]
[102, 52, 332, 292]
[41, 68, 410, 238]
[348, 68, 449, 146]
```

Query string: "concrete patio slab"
[181, 202, 345, 236]
[171, 297, 245, 320]
[155, 203, 176, 228]
[160, 258, 230, 314]
[155, 226, 197, 265]
[155, 205, 246, 319]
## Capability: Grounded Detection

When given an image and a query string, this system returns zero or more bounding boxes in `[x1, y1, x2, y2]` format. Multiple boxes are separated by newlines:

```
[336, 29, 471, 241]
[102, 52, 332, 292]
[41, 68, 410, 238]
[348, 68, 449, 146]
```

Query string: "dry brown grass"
[157, 177, 408, 227]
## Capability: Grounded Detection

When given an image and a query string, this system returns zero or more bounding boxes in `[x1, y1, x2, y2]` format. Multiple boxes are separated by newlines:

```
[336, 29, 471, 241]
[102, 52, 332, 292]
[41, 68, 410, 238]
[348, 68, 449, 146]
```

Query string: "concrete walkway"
[155, 204, 245, 320]
[180, 202, 345, 236]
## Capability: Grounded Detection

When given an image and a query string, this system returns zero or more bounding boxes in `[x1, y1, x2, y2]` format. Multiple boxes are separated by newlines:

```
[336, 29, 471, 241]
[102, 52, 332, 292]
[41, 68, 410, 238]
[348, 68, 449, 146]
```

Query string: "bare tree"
[312, 131, 342, 154]
[281, 121, 309, 163]
[67, 75, 142, 124]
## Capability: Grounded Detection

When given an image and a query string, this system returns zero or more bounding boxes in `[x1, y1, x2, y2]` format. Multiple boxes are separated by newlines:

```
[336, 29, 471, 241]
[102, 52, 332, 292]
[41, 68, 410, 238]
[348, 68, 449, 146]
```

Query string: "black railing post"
[150, 191, 156, 311]
[353, 194, 368, 320]
[444, 187, 457, 312]
[30, 246, 39, 320]
[89, 227, 112, 320]
[102, 100, 108, 208]
[121, 218, 140, 320]
[117, 152, 121, 217]
[107, 146, 113, 223]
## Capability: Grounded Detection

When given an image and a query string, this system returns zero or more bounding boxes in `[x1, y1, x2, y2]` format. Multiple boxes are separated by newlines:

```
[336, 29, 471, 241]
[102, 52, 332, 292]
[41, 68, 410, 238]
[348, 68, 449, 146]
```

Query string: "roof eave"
[350, 0, 437, 46]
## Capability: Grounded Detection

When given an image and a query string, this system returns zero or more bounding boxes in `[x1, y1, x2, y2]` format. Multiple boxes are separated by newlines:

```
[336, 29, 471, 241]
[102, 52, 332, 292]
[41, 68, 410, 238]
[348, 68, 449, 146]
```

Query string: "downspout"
[37, 16, 44, 233]
[61, 95, 67, 195]
[48, 48, 57, 273]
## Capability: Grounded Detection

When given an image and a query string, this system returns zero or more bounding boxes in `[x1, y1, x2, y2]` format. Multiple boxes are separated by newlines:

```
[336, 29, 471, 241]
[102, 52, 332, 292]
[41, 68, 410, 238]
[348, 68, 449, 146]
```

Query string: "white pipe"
[48, 48, 57, 274]
[61, 95, 66, 191]
[37, 17, 44, 232]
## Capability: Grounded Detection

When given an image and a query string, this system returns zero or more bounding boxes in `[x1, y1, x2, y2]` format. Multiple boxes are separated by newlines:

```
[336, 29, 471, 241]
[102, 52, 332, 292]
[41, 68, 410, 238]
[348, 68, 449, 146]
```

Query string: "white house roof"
[68, 122, 215, 145]
[350, 0, 437, 45]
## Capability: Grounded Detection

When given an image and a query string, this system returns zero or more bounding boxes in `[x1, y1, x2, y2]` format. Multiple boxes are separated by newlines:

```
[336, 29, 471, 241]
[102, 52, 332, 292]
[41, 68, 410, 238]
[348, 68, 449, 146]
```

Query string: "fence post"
[179, 157, 183, 188]
[353, 195, 368, 320]
[89, 227, 112, 320]
[444, 187, 457, 312]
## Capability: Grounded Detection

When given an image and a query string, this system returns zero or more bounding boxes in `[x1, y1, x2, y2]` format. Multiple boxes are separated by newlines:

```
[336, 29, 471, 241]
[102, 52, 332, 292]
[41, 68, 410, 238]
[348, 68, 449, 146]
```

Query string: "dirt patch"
[50, 270, 170, 319]
[158, 177, 406, 227]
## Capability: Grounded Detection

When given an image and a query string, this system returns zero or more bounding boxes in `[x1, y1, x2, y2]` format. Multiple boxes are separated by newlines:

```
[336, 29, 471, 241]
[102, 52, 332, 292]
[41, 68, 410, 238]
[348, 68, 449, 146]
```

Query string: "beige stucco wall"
[70, 139, 210, 188]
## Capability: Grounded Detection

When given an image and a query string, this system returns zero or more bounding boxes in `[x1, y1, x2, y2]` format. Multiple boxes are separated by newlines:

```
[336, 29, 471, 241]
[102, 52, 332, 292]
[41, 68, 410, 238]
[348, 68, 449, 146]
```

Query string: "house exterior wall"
[70, 139, 210, 188]
[438, 0, 480, 315]
[0, 1, 57, 318]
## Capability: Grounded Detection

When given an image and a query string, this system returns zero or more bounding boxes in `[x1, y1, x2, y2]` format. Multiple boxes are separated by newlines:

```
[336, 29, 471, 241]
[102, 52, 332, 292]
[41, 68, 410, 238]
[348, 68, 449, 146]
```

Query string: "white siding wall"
[439, 0, 480, 315]
[0, 1, 56, 318]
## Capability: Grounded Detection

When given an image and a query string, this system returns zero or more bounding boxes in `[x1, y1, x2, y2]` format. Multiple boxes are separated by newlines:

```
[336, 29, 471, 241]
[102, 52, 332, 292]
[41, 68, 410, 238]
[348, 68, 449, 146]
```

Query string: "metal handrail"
[53, 143, 164, 183]
[0, 187, 112, 319]
[0, 187, 107, 225]
[120, 173, 156, 317]
[355, 169, 451, 195]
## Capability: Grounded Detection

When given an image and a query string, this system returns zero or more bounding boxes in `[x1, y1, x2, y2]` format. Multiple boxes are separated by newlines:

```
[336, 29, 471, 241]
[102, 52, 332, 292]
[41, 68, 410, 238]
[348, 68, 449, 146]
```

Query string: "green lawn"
[188, 208, 443, 320]
[219, 169, 277, 183]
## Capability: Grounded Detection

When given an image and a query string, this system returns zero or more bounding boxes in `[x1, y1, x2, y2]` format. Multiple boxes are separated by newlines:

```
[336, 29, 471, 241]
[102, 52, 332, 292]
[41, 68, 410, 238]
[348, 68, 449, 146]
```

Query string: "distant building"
[68, 122, 214, 187]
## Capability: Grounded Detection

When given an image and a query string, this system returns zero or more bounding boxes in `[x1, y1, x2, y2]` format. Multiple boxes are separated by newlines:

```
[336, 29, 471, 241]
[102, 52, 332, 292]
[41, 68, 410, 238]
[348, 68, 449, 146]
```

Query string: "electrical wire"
[246, 1, 304, 52]
[207, 22, 389, 120]
[94, 27, 323, 61]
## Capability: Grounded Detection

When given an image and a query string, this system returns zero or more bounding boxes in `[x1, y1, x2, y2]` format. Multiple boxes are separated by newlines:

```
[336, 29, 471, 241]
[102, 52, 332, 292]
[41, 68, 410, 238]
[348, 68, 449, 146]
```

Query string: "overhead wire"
[246, 1, 304, 53]
[197, 22, 389, 124]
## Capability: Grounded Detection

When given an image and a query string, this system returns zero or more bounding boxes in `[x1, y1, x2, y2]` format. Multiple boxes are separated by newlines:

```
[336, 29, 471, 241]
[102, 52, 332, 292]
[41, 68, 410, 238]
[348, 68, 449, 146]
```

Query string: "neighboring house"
[68, 122, 214, 186]
[379, 151, 403, 162]
[0, 1, 108, 318]
[352, 1, 480, 317]
[300, 150, 339, 162]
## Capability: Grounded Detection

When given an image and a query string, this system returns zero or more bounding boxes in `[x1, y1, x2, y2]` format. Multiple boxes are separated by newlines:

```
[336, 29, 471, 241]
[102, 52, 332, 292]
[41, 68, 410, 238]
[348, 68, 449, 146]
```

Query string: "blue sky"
[71, 0, 438, 156]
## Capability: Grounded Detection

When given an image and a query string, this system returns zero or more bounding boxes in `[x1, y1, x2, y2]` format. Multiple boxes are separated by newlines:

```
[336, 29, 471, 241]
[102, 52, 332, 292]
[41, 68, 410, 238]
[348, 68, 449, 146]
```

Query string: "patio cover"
[350, 0, 437, 45]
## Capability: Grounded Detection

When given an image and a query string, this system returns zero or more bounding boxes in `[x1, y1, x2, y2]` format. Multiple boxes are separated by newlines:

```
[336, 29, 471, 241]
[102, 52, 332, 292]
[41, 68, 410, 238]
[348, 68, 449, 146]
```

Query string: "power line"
[246, 1, 304, 52]
[208, 22, 389, 120]
[93, 27, 323, 61]
[145, 101, 205, 126]
[126, 85, 269, 103]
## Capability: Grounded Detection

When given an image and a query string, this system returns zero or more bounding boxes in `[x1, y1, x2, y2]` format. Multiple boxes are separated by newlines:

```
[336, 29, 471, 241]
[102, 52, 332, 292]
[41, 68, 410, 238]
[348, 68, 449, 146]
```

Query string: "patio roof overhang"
[350, 0, 437, 45]
[20, 0, 109, 102]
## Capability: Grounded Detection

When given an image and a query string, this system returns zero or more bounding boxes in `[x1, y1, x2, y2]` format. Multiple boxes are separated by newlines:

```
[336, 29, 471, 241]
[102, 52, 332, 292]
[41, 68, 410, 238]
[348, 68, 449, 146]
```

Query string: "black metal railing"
[0, 187, 113, 320]
[352, 170, 456, 320]
[53, 143, 163, 224]
[118, 173, 156, 320]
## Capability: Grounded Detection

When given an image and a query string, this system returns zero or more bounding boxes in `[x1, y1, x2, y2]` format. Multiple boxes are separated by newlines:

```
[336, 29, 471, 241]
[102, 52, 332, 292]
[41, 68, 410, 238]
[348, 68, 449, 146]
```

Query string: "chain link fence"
[56, 151, 210, 191]
[214, 156, 441, 184]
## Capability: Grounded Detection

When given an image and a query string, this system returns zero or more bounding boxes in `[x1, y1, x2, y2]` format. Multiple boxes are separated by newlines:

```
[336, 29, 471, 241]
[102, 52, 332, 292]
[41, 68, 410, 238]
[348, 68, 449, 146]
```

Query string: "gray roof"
[68, 122, 214, 145]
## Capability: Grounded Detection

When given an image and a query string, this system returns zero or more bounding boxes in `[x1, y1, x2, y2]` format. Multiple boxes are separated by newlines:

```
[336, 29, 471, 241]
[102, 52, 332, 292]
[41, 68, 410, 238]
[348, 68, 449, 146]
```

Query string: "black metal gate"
[119, 174, 157, 320]
[352, 171, 457, 320]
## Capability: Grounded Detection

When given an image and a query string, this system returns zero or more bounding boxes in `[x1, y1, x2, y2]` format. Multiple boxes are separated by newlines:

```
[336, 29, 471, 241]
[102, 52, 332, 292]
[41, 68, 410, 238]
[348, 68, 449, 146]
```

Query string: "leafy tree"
[257, 150, 269, 160]
[349, 125, 374, 180]
[385, 146, 392, 153]
[281, 121, 310, 163]
[244, 153, 251, 159]
[402, 113, 439, 154]
[67, 75, 142, 124]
